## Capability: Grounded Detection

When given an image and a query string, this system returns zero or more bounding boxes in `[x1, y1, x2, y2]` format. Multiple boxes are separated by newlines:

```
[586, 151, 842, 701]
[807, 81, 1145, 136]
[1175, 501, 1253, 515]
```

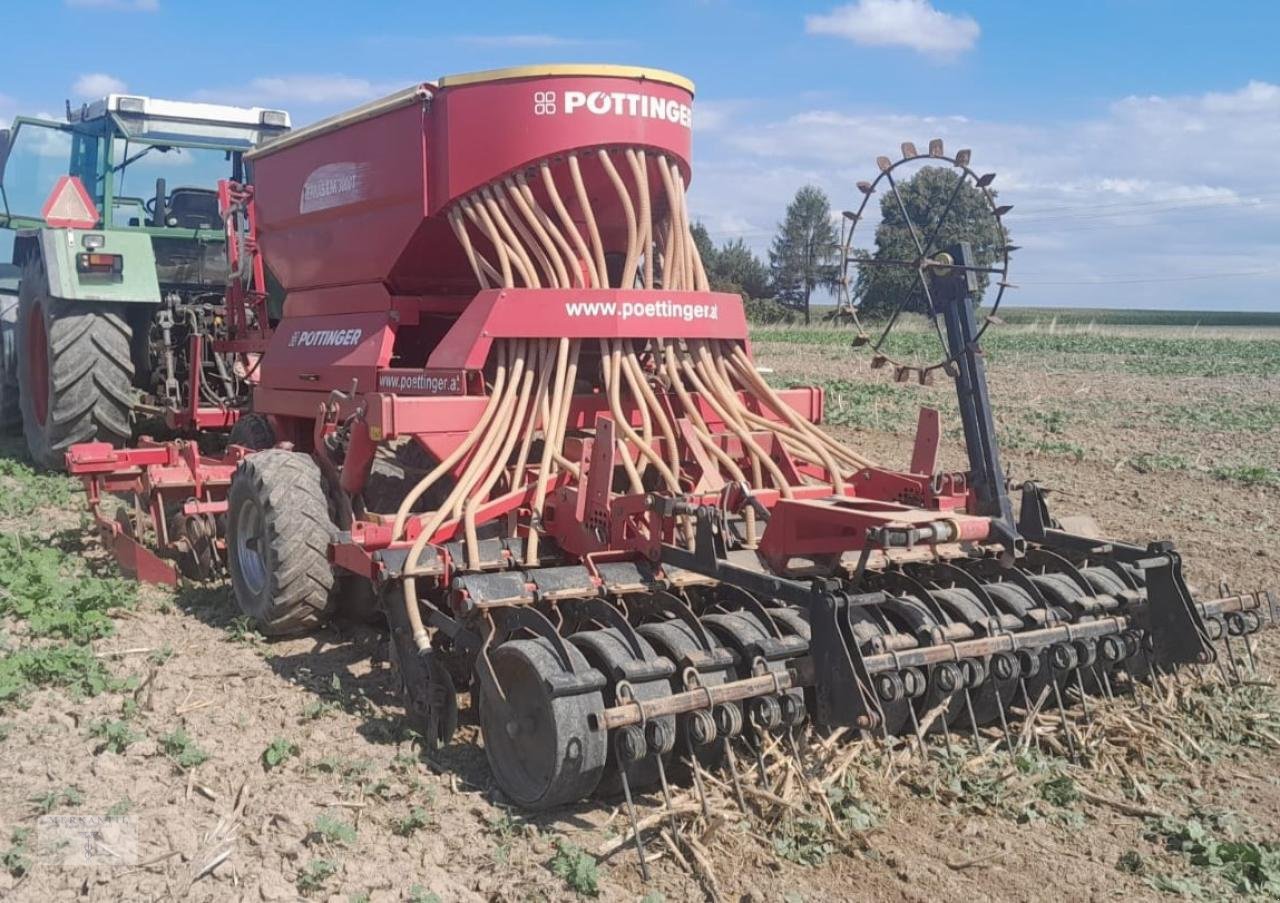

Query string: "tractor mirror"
[0, 129, 10, 177]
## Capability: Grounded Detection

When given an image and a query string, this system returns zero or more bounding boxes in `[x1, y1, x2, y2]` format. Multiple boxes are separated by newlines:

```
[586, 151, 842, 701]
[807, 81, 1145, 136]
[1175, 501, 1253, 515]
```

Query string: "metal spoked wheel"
[476, 637, 607, 810]
[233, 498, 269, 597]
[837, 140, 1015, 381]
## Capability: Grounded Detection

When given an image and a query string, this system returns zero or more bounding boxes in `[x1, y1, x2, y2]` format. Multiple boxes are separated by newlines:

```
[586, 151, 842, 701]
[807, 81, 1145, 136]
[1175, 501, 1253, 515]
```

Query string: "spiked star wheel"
[837, 140, 1016, 382]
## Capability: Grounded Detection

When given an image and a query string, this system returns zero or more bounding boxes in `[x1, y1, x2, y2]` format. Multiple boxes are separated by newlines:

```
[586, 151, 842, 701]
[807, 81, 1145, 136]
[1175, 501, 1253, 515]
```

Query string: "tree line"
[693, 166, 1003, 324]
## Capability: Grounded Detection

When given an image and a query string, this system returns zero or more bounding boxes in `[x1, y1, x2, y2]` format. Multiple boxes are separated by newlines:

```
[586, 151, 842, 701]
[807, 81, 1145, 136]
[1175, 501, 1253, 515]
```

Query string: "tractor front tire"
[227, 450, 337, 636]
[15, 257, 134, 469]
[0, 294, 19, 435]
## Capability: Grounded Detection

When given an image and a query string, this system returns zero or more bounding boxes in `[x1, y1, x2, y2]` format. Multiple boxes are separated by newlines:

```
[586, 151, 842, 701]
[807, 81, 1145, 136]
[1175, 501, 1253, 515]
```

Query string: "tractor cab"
[0, 95, 289, 469]
[0, 94, 290, 287]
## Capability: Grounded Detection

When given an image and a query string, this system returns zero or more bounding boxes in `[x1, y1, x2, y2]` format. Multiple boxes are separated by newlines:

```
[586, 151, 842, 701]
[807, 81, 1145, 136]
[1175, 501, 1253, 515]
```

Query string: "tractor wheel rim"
[234, 498, 269, 596]
[27, 301, 49, 426]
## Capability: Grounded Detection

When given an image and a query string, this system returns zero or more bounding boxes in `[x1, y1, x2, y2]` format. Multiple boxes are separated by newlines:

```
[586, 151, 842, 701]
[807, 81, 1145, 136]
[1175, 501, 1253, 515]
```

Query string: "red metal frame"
[64, 69, 1007, 591]
[161, 181, 271, 433]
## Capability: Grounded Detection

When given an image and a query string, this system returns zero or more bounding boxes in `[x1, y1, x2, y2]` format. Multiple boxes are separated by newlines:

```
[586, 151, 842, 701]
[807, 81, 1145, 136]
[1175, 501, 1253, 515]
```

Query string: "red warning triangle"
[42, 176, 100, 229]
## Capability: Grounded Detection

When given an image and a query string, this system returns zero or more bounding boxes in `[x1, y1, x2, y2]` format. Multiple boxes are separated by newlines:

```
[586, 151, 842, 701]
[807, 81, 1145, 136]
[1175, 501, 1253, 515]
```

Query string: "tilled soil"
[1, 328, 1277, 902]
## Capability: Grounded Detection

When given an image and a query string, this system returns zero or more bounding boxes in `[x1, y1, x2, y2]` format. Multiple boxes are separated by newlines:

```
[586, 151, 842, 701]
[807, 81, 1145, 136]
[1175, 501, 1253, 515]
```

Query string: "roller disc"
[877, 593, 967, 733]
[570, 627, 674, 795]
[931, 587, 1018, 727]
[703, 609, 806, 734]
[638, 618, 737, 767]
[984, 579, 1056, 702]
[767, 605, 811, 642]
[845, 605, 913, 736]
[476, 637, 606, 810]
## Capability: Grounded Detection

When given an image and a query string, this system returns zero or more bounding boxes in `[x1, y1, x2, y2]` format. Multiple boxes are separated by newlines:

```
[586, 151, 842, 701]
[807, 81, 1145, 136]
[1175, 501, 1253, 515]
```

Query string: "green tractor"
[0, 94, 289, 469]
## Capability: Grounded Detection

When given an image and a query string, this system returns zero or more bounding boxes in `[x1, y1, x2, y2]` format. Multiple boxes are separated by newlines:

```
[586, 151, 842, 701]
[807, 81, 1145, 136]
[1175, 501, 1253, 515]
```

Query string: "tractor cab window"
[0, 120, 75, 223]
[108, 138, 233, 231]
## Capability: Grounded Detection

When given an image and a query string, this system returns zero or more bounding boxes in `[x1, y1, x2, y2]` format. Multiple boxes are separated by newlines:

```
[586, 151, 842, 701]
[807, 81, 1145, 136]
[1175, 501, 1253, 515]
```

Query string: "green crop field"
[994, 306, 1280, 328]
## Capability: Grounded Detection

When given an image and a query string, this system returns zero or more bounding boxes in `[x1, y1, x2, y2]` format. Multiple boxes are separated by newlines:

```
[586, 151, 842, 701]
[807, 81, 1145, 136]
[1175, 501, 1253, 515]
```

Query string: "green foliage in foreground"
[0, 452, 75, 518]
[549, 839, 600, 897]
[0, 534, 134, 643]
[296, 858, 338, 895]
[159, 727, 210, 770]
[0, 644, 119, 711]
[1145, 812, 1280, 897]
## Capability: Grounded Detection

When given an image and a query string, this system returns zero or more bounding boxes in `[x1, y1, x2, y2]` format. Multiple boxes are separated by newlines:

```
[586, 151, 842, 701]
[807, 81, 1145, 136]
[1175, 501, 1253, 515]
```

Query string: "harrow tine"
[1049, 676, 1079, 763]
[653, 752, 680, 841]
[904, 701, 930, 760]
[1138, 640, 1164, 706]
[1244, 633, 1259, 675]
[1093, 665, 1115, 704]
[747, 730, 770, 789]
[615, 743, 650, 882]
[1221, 630, 1243, 685]
[684, 733, 711, 822]
[962, 688, 983, 748]
[786, 726, 813, 781]
[721, 738, 749, 814]
[993, 687, 1013, 754]
[1073, 668, 1092, 723]
[939, 704, 956, 760]
[1018, 677, 1042, 754]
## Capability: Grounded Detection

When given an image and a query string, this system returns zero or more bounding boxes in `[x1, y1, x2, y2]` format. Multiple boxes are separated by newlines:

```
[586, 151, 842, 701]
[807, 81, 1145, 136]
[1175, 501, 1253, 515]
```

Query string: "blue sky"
[4, 0, 1279, 310]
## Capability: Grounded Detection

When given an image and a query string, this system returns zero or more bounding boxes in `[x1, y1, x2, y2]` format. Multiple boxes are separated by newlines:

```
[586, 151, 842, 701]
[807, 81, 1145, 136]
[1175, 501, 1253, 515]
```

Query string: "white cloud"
[72, 73, 128, 98]
[806, 0, 980, 59]
[689, 80, 1280, 309]
[193, 75, 398, 108]
[455, 34, 588, 48]
[66, 0, 159, 10]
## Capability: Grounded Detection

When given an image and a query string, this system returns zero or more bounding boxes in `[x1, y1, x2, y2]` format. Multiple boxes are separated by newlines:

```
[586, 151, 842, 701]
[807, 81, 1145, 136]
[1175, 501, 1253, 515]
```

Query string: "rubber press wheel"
[15, 256, 134, 470]
[226, 450, 337, 635]
[477, 637, 606, 810]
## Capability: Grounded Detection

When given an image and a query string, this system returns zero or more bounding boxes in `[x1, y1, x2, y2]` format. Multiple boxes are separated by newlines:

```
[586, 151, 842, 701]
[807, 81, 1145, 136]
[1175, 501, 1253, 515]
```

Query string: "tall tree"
[855, 166, 1005, 318]
[691, 222, 772, 301]
[711, 238, 771, 300]
[690, 221, 718, 276]
[769, 186, 839, 324]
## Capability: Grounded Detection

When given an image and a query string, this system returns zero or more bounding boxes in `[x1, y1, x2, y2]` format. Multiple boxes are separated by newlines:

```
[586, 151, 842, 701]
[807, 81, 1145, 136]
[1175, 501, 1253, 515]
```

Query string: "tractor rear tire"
[15, 256, 134, 470]
[0, 294, 19, 436]
[227, 450, 337, 636]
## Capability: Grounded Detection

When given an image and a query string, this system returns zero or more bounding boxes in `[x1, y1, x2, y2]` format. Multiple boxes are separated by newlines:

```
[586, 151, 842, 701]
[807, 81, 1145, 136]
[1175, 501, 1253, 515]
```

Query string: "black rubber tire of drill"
[228, 412, 276, 450]
[477, 636, 607, 809]
[227, 450, 337, 635]
[15, 257, 133, 470]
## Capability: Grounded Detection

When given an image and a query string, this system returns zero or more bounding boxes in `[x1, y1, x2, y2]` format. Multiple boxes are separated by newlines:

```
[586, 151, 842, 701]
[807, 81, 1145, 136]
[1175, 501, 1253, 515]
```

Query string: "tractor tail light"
[75, 253, 123, 275]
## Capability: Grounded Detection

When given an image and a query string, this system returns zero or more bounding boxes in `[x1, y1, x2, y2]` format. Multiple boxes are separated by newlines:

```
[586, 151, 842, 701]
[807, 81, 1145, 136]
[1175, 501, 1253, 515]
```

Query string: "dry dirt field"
[0, 318, 1278, 902]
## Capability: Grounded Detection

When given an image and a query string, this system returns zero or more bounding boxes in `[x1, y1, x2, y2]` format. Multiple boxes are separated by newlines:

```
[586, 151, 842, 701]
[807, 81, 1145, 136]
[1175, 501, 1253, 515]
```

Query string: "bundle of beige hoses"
[396, 147, 877, 651]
